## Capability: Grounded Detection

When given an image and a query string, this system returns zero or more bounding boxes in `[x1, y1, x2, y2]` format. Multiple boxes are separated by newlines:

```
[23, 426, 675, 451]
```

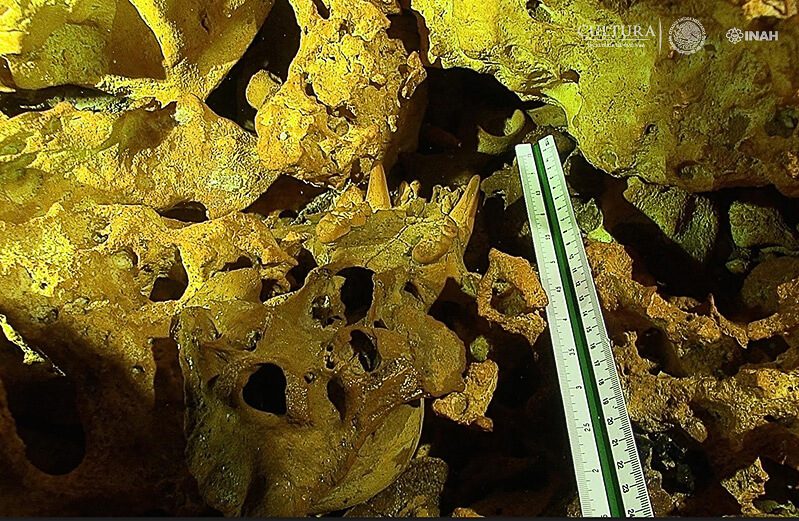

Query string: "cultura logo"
[726, 27, 744, 44]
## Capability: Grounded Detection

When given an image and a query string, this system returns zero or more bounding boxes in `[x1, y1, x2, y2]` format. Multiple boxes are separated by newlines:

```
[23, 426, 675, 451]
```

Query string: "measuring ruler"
[516, 136, 652, 517]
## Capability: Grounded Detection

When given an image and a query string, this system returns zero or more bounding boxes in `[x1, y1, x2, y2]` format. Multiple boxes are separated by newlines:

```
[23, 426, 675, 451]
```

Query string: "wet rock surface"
[1, 0, 799, 516]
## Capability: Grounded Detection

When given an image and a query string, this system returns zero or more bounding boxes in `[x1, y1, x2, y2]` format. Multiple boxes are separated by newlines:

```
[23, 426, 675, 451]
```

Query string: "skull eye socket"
[242, 363, 287, 415]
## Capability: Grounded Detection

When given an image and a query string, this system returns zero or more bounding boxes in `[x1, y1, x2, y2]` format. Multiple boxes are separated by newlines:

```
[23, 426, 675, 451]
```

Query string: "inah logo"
[668, 17, 706, 54]
[726, 27, 779, 43]
[726, 27, 744, 44]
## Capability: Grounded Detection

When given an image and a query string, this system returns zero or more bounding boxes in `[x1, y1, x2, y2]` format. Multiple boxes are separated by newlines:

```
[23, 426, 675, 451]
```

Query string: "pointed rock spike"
[366, 163, 391, 210]
[450, 175, 481, 238]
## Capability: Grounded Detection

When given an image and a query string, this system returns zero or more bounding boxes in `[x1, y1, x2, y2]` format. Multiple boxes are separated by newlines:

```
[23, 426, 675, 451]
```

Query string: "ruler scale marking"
[516, 137, 653, 517]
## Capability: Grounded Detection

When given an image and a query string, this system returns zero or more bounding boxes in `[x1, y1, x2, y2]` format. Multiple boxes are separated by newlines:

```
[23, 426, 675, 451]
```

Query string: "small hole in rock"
[312, 294, 338, 327]
[287, 248, 318, 291]
[333, 105, 357, 123]
[244, 175, 327, 218]
[0, 339, 86, 475]
[205, 0, 301, 125]
[148, 250, 189, 302]
[350, 330, 380, 372]
[259, 279, 279, 302]
[561, 69, 580, 83]
[338, 267, 374, 325]
[304, 80, 317, 99]
[158, 201, 209, 223]
[327, 377, 347, 421]
[243, 363, 287, 415]
[221, 256, 253, 272]
[403, 281, 422, 301]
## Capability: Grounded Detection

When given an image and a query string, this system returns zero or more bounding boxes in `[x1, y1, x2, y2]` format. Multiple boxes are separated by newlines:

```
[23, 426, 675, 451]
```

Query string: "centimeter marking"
[516, 136, 652, 517]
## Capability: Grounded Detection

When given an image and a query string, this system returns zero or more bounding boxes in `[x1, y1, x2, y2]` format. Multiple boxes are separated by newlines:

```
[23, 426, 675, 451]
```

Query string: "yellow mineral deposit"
[1, 0, 799, 516]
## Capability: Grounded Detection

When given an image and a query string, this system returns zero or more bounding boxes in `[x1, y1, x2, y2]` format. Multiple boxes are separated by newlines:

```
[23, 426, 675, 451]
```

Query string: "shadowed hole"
[205, 0, 301, 125]
[244, 175, 328, 218]
[243, 363, 287, 415]
[157, 201, 208, 223]
[404, 281, 422, 301]
[259, 279, 279, 302]
[148, 250, 189, 302]
[312, 294, 339, 327]
[327, 377, 346, 421]
[148, 253, 188, 302]
[312, 0, 330, 19]
[387, 12, 421, 54]
[221, 256, 253, 272]
[743, 337, 791, 365]
[287, 248, 318, 291]
[151, 338, 184, 409]
[0, 336, 86, 475]
[350, 330, 380, 372]
[338, 267, 374, 325]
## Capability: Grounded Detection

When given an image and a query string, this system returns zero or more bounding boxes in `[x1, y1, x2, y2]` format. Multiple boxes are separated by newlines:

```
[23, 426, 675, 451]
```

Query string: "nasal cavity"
[242, 363, 287, 415]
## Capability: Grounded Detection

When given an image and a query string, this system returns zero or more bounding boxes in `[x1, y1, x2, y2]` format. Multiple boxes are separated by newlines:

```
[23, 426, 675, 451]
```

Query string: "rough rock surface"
[0, 0, 274, 102]
[412, 0, 799, 195]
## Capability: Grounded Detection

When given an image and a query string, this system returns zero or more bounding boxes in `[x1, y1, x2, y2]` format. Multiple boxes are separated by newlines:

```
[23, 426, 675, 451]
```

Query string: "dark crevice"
[338, 267, 374, 325]
[327, 377, 347, 421]
[206, 0, 301, 127]
[428, 278, 485, 347]
[221, 256, 253, 272]
[311, 0, 330, 19]
[387, 12, 421, 54]
[350, 330, 380, 372]
[259, 279, 279, 302]
[287, 248, 318, 291]
[0, 336, 86, 475]
[148, 250, 189, 302]
[403, 281, 423, 302]
[743, 337, 791, 365]
[0, 85, 120, 117]
[244, 175, 327, 219]
[151, 338, 184, 409]
[311, 294, 339, 327]
[157, 201, 208, 223]
[242, 363, 287, 415]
